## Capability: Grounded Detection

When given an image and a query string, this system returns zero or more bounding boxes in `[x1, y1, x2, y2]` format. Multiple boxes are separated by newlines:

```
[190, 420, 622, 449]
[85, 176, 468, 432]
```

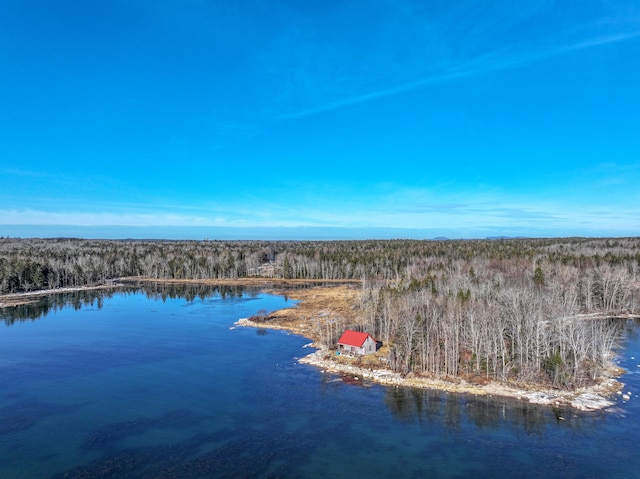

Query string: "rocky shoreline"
[2, 280, 627, 412]
[235, 316, 625, 412]
[298, 348, 624, 412]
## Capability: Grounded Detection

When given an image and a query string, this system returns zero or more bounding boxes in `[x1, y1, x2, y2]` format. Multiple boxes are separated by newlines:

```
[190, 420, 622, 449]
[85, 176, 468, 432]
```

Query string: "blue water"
[1, 287, 640, 479]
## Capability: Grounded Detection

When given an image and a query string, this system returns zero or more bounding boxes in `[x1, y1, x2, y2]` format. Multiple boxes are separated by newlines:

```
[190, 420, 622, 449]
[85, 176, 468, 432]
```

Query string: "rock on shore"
[298, 349, 619, 411]
[570, 393, 615, 411]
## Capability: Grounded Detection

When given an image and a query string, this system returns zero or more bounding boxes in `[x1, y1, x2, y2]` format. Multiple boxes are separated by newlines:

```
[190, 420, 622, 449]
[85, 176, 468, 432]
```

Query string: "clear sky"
[1, 1, 640, 239]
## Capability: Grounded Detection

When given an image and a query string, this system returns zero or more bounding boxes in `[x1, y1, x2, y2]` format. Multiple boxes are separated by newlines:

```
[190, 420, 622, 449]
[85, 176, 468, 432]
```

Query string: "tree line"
[358, 263, 633, 388]
[1, 236, 639, 389]
[355, 239, 640, 388]
[2, 237, 639, 294]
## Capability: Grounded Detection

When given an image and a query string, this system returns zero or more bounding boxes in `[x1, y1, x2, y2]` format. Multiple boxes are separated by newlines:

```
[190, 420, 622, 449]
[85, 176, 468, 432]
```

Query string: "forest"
[1, 236, 639, 389]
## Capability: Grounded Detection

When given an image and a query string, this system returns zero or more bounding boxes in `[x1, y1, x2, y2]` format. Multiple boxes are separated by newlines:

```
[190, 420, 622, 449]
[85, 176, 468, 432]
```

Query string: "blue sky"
[1, 0, 640, 239]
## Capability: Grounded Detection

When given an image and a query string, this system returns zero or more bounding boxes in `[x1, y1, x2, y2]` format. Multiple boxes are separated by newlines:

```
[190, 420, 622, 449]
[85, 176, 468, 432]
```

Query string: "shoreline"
[234, 316, 623, 411]
[297, 348, 624, 412]
[1, 279, 629, 411]
[0, 283, 126, 308]
[234, 293, 633, 413]
[0, 277, 357, 308]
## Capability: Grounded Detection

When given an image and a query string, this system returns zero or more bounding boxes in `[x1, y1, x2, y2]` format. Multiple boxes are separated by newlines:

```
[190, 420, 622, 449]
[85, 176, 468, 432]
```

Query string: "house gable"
[337, 329, 378, 356]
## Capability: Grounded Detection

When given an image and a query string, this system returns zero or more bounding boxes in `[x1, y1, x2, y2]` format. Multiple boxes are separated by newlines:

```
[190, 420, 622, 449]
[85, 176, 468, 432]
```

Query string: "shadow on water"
[0, 290, 113, 325]
[621, 317, 640, 343]
[0, 283, 259, 325]
[132, 282, 254, 303]
[384, 385, 606, 434]
[3, 288, 639, 478]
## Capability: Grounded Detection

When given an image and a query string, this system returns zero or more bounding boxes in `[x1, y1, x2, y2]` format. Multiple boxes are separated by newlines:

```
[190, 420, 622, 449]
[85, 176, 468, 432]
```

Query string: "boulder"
[571, 393, 614, 411]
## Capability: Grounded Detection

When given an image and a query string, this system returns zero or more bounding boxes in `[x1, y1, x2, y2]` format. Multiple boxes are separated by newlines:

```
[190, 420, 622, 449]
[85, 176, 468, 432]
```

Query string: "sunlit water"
[1, 285, 639, 479]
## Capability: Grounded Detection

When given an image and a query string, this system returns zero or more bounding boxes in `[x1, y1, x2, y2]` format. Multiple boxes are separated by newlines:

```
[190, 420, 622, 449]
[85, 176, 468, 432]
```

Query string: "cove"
[1, 284, 640, 478]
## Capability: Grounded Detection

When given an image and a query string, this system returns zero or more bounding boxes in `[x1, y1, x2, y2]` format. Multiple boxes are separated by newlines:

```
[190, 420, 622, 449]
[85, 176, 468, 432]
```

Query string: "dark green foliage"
[542, 351, 564, 385]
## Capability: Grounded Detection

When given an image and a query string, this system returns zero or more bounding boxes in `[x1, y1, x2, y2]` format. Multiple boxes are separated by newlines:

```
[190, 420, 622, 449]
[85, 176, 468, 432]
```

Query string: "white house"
[337, 329, 378, 356]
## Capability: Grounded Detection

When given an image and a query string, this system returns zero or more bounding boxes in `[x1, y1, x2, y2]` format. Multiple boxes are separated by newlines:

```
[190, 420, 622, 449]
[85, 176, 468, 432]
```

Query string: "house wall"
[363, 337, 376, 355]
[338, 337, 377, 356]
[339, 344, 362, 355]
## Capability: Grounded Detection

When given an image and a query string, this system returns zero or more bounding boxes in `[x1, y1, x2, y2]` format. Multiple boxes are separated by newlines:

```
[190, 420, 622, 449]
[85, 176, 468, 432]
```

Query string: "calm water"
[1, 286, 640, 479]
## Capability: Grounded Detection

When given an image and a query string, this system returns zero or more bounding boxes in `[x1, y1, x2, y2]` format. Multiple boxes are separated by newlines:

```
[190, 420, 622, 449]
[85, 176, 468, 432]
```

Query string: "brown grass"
[123, 278, 366, 343]
[262, 283, 364, 341]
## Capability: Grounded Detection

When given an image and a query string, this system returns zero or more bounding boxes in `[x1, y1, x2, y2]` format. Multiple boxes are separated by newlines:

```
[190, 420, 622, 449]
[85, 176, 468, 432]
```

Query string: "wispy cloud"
[0, 210, 219, 227]
[3, 186, 639, 237]
[277, 69, 471, 120]
[0, 168, 51, 179]
[277, 6, 640, 120]
[561, 29, 640, 52]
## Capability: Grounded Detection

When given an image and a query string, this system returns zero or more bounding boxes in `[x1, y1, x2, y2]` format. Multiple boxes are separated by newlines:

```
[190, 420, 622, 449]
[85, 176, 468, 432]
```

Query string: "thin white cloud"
[2, 191, 639, 236]
[0, 210, 219, 227]
[0, 209, 328, 229]
[0, 168, 48, 178]
[278, 69, 472, 120]
[279, 15, 640, 120]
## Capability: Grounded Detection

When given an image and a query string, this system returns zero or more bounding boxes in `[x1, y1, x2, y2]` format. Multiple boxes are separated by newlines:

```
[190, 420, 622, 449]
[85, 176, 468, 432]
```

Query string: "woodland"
[1, 236, 639, 389]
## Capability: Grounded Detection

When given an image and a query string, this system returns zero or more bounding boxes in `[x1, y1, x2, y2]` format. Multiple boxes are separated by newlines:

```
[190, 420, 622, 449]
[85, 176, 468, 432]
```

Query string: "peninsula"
[2, 237, 639, 411]
[231, 280, 634, 412]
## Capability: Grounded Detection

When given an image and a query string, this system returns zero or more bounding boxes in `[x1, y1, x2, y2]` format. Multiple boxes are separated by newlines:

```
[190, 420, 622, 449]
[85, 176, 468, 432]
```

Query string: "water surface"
[1, 286, 639, 478]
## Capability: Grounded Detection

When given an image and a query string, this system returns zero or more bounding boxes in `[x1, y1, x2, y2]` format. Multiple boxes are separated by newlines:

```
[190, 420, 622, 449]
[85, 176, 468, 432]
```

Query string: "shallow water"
[1, 286, 639, 478]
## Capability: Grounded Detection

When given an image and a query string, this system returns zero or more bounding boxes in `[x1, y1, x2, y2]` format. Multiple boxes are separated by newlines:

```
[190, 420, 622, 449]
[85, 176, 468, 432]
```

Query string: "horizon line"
[1, 224, 634, 242]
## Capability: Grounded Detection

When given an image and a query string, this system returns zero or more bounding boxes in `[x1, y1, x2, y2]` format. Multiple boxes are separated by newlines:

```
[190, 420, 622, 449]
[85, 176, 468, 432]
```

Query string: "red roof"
[337, 329, 375, 348]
